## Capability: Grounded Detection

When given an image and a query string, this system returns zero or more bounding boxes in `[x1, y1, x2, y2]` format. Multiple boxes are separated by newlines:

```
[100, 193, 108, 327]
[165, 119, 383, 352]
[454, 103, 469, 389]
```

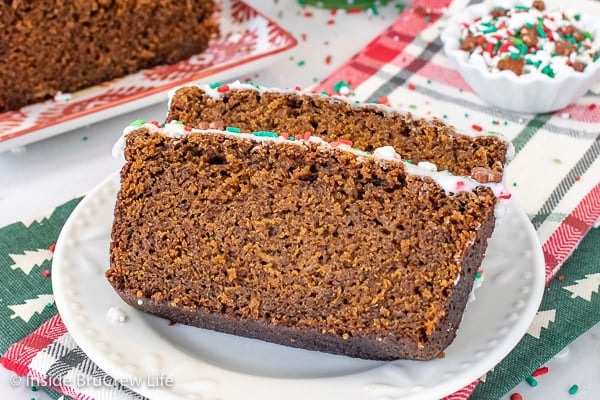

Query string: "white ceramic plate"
[0, 0, 297, 153]
[52, 173, 545, 400]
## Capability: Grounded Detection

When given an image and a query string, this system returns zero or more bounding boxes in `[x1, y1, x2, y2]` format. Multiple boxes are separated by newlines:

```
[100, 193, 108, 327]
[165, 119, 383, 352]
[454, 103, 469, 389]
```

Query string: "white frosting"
[505, 140, 516, 161]
[416, 161, 438, 172]
[53, 91, 72, 104]
[114, 121, 511, 205]
[112, 134, 127, 159]
[372, 145, 509, 199]
[106, 306, 128, 323]
[468, 271, 485, 303]
[454, 273, 461, 287]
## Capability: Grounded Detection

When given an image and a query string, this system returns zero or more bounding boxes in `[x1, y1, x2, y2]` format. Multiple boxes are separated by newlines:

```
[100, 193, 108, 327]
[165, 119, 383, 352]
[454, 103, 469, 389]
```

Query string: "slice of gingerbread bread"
[0, 0, 218, 112]
[106, 120, 510, 360]
[166, 82, 510, 181]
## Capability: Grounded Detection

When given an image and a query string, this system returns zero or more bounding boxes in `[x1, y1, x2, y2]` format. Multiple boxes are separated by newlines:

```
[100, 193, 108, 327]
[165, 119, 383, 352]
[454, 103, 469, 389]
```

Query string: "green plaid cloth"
[472, 224, 600, 398]
[0, 199, 82, 400]
[0, 198, 81, 355]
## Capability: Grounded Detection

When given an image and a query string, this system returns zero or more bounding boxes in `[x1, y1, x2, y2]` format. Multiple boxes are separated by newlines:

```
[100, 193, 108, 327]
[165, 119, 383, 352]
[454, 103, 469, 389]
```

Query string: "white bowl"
[440, 0, 600, 114]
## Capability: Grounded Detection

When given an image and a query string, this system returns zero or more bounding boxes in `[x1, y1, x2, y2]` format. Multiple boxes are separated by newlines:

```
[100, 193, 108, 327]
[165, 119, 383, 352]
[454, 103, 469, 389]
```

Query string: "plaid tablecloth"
[2, 0, 600, 399]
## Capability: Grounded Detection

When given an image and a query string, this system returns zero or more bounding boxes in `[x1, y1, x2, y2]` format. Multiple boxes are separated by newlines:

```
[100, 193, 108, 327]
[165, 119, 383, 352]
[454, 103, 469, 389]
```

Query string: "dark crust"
[107, 129, 500, 361]
[0, 0, 218, 112]
[115, 291, 429, 360]
[166, 86, 509, 178]
[424, 207, 496, 356]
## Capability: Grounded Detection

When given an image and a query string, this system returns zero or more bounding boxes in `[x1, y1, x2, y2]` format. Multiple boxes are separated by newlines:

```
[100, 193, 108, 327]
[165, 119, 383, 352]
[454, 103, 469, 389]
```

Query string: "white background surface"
[0, 1, 598, 399]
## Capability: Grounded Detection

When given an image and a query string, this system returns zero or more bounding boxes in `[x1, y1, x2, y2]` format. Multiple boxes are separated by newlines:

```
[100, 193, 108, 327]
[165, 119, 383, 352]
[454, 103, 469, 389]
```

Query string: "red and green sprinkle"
[531, 366, 549, 377]
[251, 131, 279, 138]
[525, 375, 538, 387]
[568, 384, 579, 395]
[333, 80, 352, 94]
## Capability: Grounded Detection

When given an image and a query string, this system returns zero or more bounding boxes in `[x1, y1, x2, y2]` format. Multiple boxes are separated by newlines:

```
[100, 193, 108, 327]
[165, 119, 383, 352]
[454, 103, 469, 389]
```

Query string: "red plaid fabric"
[4, 0, 600, 399]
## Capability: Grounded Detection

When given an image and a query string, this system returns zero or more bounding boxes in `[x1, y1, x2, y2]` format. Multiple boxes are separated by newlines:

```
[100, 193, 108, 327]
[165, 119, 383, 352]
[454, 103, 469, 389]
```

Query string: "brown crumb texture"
[0, 0, 218, 112]
[166, 87, 508, 177]
[107, 129, 498, 360]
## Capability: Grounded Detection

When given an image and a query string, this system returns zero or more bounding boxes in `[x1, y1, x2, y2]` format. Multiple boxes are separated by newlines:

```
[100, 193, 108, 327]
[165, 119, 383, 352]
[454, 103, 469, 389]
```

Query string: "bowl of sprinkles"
[441, 0, 600, 113]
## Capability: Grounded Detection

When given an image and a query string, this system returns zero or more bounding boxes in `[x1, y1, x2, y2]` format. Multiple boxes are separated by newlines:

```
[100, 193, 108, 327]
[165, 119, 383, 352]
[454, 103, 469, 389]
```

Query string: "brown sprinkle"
[196, 120, 225, 130]
[490, 8, 509, 18]
[532, 0, 545, 11]
[571, 61, 586, 72]
[570, 26, 585, 42]
[497, 57, 524, 76]
[471, 167, 503, 183]
[520, 26, 538, 47]
[460, 34, 482, 52]
[555, 40, 578, 56]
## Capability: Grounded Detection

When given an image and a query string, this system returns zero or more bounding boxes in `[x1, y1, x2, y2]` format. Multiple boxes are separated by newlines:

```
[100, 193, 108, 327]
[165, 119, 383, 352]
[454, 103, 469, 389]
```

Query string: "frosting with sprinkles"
[459, 0, 600, 77]
[114, 120, 511, 208]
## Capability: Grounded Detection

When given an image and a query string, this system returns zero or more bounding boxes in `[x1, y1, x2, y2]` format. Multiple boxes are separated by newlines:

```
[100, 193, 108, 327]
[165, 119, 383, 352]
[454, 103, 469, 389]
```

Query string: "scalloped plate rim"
[52, 172, 545, 400]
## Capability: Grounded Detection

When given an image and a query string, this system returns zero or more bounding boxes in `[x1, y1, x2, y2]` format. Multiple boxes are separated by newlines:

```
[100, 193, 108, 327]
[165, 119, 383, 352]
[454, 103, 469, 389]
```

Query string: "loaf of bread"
[0, 0, 218, 112]
[106, 116, 510, 360]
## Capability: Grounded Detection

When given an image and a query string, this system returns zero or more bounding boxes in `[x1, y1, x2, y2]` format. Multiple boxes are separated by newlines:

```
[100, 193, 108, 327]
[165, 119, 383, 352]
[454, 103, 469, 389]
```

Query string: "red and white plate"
[0, 0, 297, 152]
